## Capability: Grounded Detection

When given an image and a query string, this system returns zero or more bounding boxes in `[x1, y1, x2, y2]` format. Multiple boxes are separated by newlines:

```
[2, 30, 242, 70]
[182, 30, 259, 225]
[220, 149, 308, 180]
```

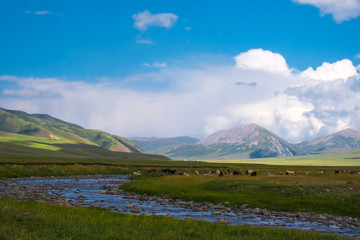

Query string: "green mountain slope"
[0, 108, 142, 153]
[165, 123, 304, 160]
[0, 131, 169, 161]
[129, 136, 199, 154]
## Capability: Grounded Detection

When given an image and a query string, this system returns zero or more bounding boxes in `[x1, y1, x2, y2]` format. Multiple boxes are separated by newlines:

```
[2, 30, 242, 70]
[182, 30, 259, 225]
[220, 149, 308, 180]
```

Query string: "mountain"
[129, 136, 199, 154]
[0, 108, 142, 153]
[165, 123, 304, 160]
[297, 128, 360, 153]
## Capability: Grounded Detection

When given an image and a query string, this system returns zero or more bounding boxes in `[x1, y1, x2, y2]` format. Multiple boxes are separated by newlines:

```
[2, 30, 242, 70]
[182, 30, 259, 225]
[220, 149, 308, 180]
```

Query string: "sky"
[0, 0, 360, 143]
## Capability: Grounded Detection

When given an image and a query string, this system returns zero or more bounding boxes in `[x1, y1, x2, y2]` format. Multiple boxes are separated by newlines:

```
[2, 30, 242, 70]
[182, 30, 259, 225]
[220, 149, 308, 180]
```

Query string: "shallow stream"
[9, 175, 359, 238]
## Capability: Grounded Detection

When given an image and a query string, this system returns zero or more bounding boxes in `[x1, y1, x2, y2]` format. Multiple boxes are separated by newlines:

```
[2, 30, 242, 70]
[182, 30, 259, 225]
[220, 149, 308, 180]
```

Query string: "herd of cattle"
[132, 168, 360, 177]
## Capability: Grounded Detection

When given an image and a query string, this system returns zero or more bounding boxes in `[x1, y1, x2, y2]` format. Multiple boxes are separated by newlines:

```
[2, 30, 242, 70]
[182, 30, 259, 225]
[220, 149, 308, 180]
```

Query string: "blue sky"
[1, 0, 360, 142]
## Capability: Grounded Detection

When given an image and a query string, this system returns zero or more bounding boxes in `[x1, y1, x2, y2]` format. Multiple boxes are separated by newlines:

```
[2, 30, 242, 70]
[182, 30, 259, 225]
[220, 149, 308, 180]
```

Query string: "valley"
[0, 108, 359, 239]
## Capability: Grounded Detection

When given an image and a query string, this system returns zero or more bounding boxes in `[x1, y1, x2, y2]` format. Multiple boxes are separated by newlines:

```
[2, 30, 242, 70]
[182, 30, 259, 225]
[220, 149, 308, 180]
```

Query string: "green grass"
[0, 198, 350, 240]
[122, 174, 360, 218]
[205, 150, 360, 166]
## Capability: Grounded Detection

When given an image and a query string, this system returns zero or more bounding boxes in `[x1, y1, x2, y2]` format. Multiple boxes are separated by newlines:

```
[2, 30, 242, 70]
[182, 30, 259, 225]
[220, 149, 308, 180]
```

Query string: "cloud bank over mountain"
[1, 49, 359, 143]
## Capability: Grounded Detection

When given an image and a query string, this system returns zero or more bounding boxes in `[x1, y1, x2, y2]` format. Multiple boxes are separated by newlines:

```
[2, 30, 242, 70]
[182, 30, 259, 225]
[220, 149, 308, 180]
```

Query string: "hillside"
[165, 123, 304, 160]
[129, 136, 199, 154]
[0, 108, 142, 153]
[0, 131, 169, 161]
[297, 128, 360, 153]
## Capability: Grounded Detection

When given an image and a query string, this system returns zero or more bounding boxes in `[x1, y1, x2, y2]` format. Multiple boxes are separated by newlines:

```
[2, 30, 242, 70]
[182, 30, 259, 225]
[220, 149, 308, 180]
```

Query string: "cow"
[250, 172, 257, 176]
[161, 169, 176, 175]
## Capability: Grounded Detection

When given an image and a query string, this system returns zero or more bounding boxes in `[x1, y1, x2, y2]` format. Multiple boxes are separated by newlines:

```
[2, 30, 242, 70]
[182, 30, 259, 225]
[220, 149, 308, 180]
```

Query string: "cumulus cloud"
[1, 49, 360, 143]
[300, 59, 358, 81]
[292, 0, 360, 23]
[143, 62, 168, 68]
[234, 49, 291, 76]
[132, 10, 178, 31]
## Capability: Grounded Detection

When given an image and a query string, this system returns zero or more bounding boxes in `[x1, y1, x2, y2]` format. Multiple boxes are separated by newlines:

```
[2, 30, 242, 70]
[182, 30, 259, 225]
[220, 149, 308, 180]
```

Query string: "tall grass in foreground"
[0, 198, 350, 240]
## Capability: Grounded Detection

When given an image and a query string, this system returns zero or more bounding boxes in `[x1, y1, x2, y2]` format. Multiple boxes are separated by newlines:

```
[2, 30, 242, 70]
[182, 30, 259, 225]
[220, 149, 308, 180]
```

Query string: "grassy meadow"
[205, 149, 360, 166]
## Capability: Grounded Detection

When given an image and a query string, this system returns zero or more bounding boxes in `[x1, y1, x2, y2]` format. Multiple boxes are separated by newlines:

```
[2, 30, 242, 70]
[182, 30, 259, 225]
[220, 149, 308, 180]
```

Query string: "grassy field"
[205, 150, 360, 166]
[0, 198, 351, 240]
[122, 173, 360, 218]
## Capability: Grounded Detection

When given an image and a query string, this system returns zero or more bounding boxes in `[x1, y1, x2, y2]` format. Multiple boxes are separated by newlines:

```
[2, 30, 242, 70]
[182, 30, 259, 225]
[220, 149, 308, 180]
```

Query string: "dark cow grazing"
[219, 171, 224, 177]
[211, 171, 216, 175]
[250, 172, 257, 176]
[161, 169, 176, 175]
[334, 170, 340, 174]
[233, 171, 239, 175]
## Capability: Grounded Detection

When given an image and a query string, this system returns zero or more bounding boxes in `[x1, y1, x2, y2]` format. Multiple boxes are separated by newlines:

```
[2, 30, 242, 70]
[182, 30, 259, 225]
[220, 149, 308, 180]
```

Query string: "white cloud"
[132, 10, 178, 31]
[1, 49, 360, 143]
[136, 39, 154, 45]
[143, 62, 168, 68]
[33, 10, 52, 15]
[25, 10, 62, 16]
[300, 59, 358, 81]
[293, 0, 360, 23]
[234, 49, 291, 76]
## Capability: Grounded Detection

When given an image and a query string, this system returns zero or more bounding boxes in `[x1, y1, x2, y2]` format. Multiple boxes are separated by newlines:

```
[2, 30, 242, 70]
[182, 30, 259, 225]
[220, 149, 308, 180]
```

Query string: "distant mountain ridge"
[129, 136, 199, 154]
[0, 108, 142, 153]
[297, 128, 360, 153]
[165, 123, 304, 160]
